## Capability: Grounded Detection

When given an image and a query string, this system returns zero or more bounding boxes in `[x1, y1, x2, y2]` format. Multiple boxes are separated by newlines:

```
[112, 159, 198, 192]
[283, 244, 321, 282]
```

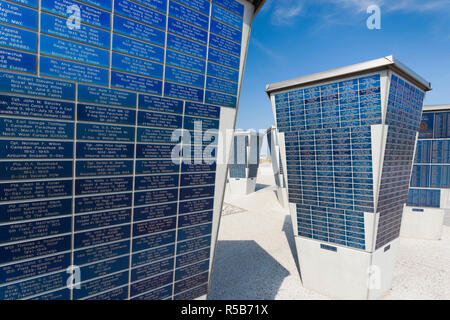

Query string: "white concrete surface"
[401, 207, 446, 240]
[209, 163, 450, 300]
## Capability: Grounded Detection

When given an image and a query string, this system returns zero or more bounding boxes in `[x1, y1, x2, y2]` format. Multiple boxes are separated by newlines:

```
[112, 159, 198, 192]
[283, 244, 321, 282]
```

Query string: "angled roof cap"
[266, 56, 432, 96]
[423, 105, 450, 112]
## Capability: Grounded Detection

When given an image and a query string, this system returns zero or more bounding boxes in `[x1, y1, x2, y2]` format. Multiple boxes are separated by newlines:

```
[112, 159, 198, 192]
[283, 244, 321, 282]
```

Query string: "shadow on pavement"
[208, 240, 290, 300]
[255, 184, 270, 192]
[282, 215, 302, 283]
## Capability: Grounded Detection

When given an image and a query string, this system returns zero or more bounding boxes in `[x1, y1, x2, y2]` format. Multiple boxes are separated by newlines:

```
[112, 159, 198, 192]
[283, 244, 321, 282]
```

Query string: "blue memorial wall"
[0, 0, 247, 300]
[229, 133, 262, 179]
[407, 109, 450, 208]
[273, 73, 425, 251]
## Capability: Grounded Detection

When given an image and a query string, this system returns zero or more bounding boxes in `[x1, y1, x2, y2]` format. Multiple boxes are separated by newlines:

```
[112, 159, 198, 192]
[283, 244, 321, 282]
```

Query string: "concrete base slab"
[401, 207, 446, 240]
[229, 177, 257, 195]
[295, 237, 398, 300]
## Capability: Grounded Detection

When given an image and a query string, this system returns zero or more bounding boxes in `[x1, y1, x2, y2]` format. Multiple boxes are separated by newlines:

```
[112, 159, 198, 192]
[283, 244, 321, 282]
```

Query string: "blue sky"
[236, 0, 450, 134]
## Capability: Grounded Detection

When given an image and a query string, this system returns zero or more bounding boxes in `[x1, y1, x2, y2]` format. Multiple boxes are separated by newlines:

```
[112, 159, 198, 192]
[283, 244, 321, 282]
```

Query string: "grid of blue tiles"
[274, 74, 382, 250]
[407, 110, 450, 208]
[375, 74, 425, 249]
[0, 0, 246, 301]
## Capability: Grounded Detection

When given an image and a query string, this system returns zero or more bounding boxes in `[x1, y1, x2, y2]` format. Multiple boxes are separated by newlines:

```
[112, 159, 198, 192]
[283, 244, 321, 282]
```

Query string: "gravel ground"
[209, 164, 450, 300]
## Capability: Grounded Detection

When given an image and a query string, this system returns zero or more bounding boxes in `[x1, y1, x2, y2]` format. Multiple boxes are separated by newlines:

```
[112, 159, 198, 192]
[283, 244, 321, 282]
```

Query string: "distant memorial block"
[266, 56, 432, 299]
[0, 0, 265, 300]
[228, 130, 264, 195]
[402, 105, 450, 240]
[267, 126, 288, 207]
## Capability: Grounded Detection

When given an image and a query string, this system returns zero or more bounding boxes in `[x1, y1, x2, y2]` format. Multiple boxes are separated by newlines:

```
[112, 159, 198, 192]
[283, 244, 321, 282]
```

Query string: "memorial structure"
[0, 0, 265, 300]
[402, 105, 450, 240]
[266, 56, 432, 299]
[266, 126, 288, 207]
[228, 130, 264, 195]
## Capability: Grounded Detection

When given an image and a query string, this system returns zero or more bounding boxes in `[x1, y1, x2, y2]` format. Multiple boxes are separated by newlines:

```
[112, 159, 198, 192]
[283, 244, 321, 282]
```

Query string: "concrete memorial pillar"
[402, 105, 450, 240]
[266, 56, 432, 299]
[0, 0, 265, 300]
[228, 130, 264, 195]
[267, 126, 289, 207]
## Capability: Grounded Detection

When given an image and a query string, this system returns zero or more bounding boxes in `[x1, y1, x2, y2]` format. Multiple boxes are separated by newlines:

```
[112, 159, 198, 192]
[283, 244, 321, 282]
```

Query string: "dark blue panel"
[75, 192, 132, 213]
[130, 271, 173, 297]
[165, 66, 205, 88]
[178, 211, 213, 228]
[80, 256, 129, 282]
[0, 235, 71, 264]
[136, 159, 179, 175]
[212, 0, 244, 17]
[176, 247, 209, 268]
[40, 35, 109, 67]
[112, 52, 163, 79]
[133, 0, 166, 12]
[167, 17, 208, 45]
[177, 223, 212, 242]
[74, 270, 129, 299]
[131, 284, 172, 300]
[0, 160, 72, 181]
[77, 123, 135, 142]
[175, 0, 209, 15]
[132, 230, 175, 252]
[207, 62, 239, 82]
[81, 0, 112, 10]
[0, 95, 74, 120]
[418, 113, 434, 139]
[181, 173, 215, 186]
[211, 4, 243, 30]
[111, 71, 162, 94]
[137, 127, 179, 144]
[8, 0, 38, 8]
[0, 0, 37, 30]
[76, 160, 133, 177]
[133, 217, 177, 237]
[41, 0, 110, 29]
[135, 174, 179, 190]
[174, 270, 208, 294]
[75, 177, 133, 195]
[40, 13, 110, 49]
[113, 15, 165, 47]
[0, 117, 73, 139]
[132, 244, 174, 267]
[208, 48, 240, 70]
[205, 90, 236, 108]
[75, 209, 131, 231]
[74, 225, 131, 249]
[29, 288, 70, 300]
[174, 283, 207, 300]
[138, 94, 183, 114]
[209, 34, 241, 56]
[0, 24, 36, 52]
[175, 259, 209, 281]
[0, 217, 71, 244]
[0, 47, 36, 73]
[0, 270, 66, 300]
[78, 84, 136, 108]
[166, 49, 206, 74]
[206, 76, 238, 95]
[164, 82, 204, 102]
[169, 1, 208, 30]
[210, 19, 242, 43]
[115, 0, 166, 30]
[176, 235, 210, 255]
[138, 110, 182, 128]
[134, 202, 177, 221]
[185, 102, 221, 119]
[76, 142, 134, 159]
[0, 179, 72, 202]
[434, 112, 449, 138]
[179, 198, 213, 214]
[0, 72, 75, 100]
[184, 116, 219, 131]
[40, 56, 109, 86]
[131, 258, 174, 282]
[77, 104, 136, 125]
[0, 198, 72, 223]
[86, 286, 129, 300]
[113, 34, 164, 63]
[74, 240, 130, 265]
[134, 188, 178, 206]
[181, 162, 216, 173]
[166, 33, 206, 59]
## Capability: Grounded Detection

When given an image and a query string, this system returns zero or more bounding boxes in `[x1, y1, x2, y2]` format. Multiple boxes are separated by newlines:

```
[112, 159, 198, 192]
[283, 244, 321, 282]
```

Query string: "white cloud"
[264, 0, 304, 26]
